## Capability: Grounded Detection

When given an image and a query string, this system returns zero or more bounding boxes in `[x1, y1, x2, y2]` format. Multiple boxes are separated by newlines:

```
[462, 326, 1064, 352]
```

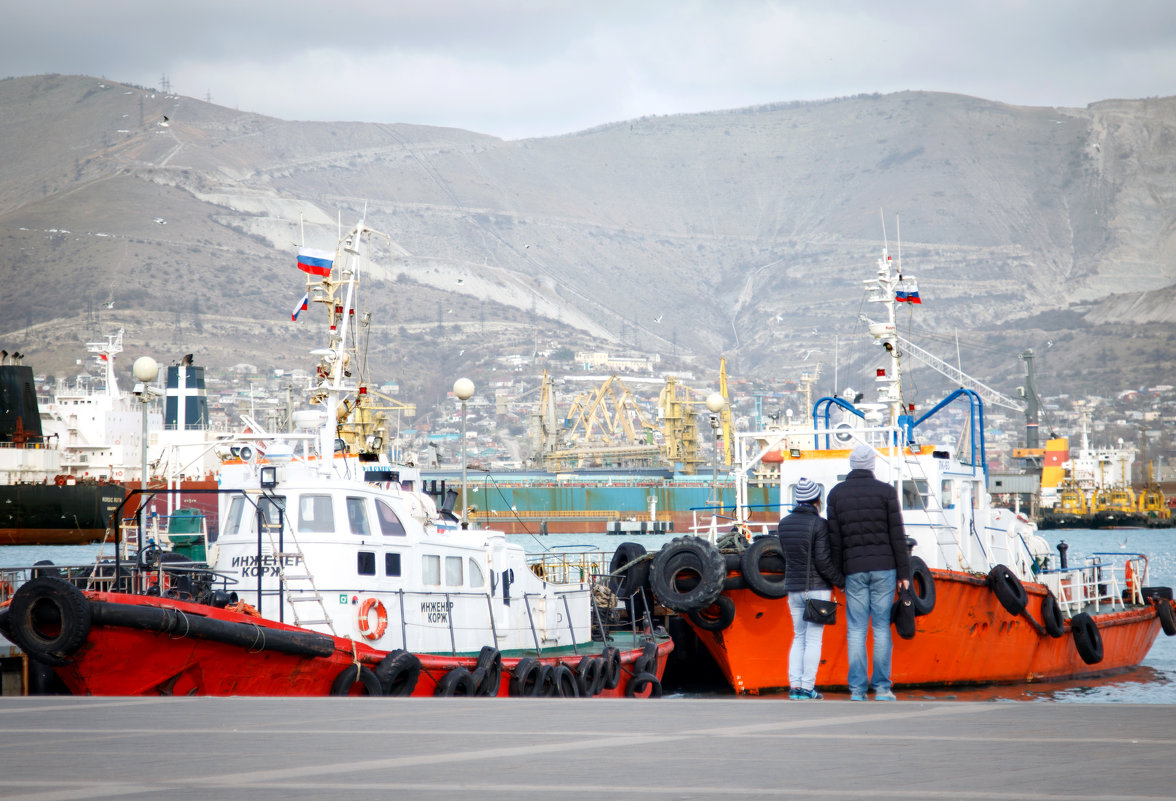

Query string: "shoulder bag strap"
[803, 514, 819, 592]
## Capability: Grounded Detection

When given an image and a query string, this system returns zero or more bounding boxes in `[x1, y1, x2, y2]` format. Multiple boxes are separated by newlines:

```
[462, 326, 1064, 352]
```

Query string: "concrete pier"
[1, 696, 1173, 800]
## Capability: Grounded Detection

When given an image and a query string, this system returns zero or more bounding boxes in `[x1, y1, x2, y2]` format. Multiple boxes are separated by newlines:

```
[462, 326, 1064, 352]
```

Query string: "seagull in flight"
[653, 314, 663, 323]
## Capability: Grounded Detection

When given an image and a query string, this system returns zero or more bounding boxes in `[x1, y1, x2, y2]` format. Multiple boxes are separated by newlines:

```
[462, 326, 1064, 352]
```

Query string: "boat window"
[346, 497, 371, 536]
[940, 480, 954, 509]
[223, 496, 247, 536]
[357, 551, 375, 576]
[259, 496, 286, 534]
[376, 500, 407, 537]
[298, 494, 334, 533]
[422, 554, 441, 585]
[901, 479, 930, 510]
[385, 552, 401, 577]
[445, 556, 463, 586]
[789, 482, 824, 505]
[468, 558, 485, 588]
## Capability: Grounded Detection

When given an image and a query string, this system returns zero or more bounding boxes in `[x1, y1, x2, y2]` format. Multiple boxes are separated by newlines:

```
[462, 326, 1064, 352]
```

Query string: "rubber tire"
[1157, 600, 1176, 637]
[474, 646, 503, 696]
[987, 564, 1028, 617]
[509, 656, 542, 697]
[374, 649, 421, 696]
[601, 647, 622, 690]
[1041, 594, 1065, 639]
[434, 666, 478, 696]
[329, 664, 383, 696]
[650, 537, 726, 613]
[608, 542, 649, 598]
[8, 577, 91, 666]
[688, 594, 736, 631]
[538, 664, 559, 697]
[624, 672, 663, 698]
[1070, 612, 1104, 665]
[1142, 586, 1174, 601]
[576, 655, 603, 697]
[553, 664, 580, 697]
[739, 537, 789, 599]
[909, 556, 936, 616]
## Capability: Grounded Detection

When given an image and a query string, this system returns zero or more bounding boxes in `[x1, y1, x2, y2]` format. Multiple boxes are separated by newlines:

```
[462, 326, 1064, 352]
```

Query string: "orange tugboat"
[625, 242, 1176, 694]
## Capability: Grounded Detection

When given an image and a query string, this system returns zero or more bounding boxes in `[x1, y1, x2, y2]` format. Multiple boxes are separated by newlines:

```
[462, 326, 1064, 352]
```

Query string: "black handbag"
[891, 585, 916, 639]
[799, 517, 837, 626]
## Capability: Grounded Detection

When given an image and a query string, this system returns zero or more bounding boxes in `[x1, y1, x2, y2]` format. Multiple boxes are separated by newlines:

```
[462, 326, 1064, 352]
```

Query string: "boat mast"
[862, 241, 904, 428]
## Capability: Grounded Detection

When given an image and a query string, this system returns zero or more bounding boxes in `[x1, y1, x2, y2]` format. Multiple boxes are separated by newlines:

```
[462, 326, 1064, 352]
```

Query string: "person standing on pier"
[778, 477, 844, 699]
[826, 443, 911, 701]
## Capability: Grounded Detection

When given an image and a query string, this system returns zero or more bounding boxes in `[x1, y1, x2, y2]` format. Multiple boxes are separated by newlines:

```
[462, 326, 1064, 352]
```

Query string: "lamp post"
[132, 356, 160, 542]
[705, 392, 727, 509]
[453, 377, 475, 528]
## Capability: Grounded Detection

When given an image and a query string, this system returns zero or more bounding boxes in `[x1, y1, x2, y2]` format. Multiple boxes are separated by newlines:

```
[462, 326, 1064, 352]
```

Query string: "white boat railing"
[1039, 553, 1148, 616]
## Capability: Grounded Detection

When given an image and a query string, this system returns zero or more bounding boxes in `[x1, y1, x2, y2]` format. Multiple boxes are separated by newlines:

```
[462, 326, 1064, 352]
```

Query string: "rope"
[247, 623, 266, 654]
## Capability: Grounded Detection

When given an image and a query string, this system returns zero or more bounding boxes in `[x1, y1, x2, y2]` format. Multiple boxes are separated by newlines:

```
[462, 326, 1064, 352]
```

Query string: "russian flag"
[297, 247, 334, 277]
[896, 278, 922, 304]
[291, 292, 309, 321]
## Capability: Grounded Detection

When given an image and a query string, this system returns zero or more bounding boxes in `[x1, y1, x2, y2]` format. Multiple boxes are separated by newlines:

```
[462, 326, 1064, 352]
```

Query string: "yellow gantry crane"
[542, 375, 660, 469]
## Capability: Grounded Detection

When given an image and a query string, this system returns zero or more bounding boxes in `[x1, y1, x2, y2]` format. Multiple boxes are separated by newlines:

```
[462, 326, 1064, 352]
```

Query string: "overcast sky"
[5, 1, 1175, 140]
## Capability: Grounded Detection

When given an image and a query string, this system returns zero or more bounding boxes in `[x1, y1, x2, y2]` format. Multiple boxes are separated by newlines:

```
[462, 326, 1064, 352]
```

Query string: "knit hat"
[794, 477, 820, 503]
[849, 443, 876, 471]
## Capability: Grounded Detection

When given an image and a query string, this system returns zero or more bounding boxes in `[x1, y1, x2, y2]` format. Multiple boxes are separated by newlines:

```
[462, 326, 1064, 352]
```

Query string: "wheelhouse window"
[901, 479, 930, 511]
[468, 558, 485, 588]
[385, 553, 402, 577]
[223, 496, 247, 537]
[422, 554, 441, 585]
[298, 494, 334, 533]
[941, 479, 955, 509]
[445, 556, 463, 587]
[346, 496, 371, 536]
[376, 500, 407, 537]
[357, 551, 375, 576]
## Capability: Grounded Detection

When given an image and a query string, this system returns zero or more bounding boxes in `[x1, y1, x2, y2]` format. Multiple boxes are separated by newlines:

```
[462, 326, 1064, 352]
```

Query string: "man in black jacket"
[826, 443, 911, 700]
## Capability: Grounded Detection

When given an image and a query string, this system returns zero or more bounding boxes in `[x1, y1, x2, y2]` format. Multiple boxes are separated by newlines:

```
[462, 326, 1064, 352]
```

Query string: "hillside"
[1, 74, 1174, 408]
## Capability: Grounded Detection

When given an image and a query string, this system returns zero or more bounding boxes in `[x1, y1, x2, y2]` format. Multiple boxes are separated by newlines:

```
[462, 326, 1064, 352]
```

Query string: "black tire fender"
[1070, 612, 1104, 665]
[986, 564, 1028, 617]
[739, 537, 789, 599]
[601, 647, 622, 690]
[553, 664, 579, 697]
[1157, 599, 1176, 637]
[8, 577, 91, 666]
[624, 672, 663, 698]
[474, 645, 503, 696]
[434, 666, 478, 696]
[688, 594, 736, 631]
[608, 542, 649, 598]
[909, 556, 936, 616]
[374, 649, 421, 696]
[576, 655, 603, 696]
[649, 537, 725, 612]
[1041, 594, 1066, 639]
[509, 656, 542, 697]
[329, 664, 383, 696]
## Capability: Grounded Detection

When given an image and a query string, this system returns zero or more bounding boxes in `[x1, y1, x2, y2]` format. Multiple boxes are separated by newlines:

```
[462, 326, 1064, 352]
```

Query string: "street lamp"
[705, 392, 727, 510]
[453, 377, 475, 528]
[132, 356, 160, 543]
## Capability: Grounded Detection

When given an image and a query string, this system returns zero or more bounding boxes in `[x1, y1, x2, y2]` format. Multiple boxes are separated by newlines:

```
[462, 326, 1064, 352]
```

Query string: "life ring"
[8, 577, 91, 666]
[54, 475, 67, 487]
[688, 594, 736, 631]
[509, 656, 542, 697]
[1070, 612, 1104, 665]
[624, 672, 663, 698]
[357, 597, 388, 640]
[1041, 594, 1066, 638]
[374, 649, 421, 696]
[329, 664, 383, 696]
[649, 536, 725, 613]
[986, 564, 1028, 617]
[434, 666, 478, 696]
[1157, 600, 1176, 637]
[739, 536, 789, 599]
[909, 556, 936, 616]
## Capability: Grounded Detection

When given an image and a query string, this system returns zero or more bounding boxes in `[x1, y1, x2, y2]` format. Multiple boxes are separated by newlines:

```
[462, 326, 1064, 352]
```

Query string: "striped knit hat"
[794, 477, 820, 503]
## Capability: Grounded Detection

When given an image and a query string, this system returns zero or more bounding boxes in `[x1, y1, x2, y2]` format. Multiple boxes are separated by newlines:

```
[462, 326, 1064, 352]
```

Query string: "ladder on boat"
[261, 519, 338, 637]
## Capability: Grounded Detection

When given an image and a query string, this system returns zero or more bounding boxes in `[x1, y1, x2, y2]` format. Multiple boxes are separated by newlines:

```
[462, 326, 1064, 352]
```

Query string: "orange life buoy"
[55, 475, 67, 486]
[1125, 560, 1137, 596]
[357, 597, 388, 640]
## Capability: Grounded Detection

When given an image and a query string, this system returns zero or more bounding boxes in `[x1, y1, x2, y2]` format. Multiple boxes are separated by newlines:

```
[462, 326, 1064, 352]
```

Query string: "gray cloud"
[4, 1, 1175, 138]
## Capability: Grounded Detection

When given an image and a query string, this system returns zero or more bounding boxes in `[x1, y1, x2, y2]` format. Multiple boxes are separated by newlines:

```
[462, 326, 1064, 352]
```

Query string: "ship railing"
[0, 561, 240, 603]
[1039, 553, 1145, 616]
[528, 548, 608, 585]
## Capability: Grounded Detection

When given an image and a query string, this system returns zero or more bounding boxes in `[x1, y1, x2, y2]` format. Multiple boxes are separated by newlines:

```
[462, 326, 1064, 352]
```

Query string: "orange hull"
[694, 569, 1164, 695]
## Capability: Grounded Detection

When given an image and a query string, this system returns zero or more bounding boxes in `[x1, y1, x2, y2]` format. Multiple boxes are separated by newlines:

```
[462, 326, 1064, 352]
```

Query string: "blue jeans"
[844, 570, 897, 695]
[787, 589, 831, 691]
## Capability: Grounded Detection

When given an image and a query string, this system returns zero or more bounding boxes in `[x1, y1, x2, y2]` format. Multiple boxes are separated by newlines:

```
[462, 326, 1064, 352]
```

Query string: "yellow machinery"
[337, 386, 416, 457]
[1055, 482, 1088, 515]
[542, 375, 660, 469]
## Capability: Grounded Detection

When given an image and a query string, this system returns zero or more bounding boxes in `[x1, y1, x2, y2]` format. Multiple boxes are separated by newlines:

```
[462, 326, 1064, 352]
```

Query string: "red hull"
[33, 591, 670, 698]
[693, 569, 1166, 695]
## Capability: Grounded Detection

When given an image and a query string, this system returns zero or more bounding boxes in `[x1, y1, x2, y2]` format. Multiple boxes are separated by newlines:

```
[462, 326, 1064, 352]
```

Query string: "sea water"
[4, 528, 1174, 703]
